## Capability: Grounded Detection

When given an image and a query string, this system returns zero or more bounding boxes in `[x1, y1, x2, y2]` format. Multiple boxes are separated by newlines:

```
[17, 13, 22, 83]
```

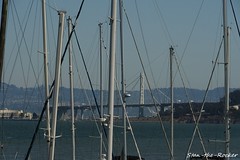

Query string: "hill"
[0, 83, 238, 114]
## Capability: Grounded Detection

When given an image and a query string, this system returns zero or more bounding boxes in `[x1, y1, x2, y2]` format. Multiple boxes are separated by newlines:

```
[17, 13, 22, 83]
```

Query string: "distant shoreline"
[128, 116, 240, 124]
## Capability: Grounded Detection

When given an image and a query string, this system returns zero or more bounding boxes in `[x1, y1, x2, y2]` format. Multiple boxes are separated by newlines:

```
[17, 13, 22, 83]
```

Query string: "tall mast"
[169, 46, 174, 160]
[48, 11, 65, 160]
[67, 17, 76, 160]
[119, 0, 127, 160]
[41, 0, 51, 147]
[107, 0, 117, 159]
[99, 22, 104, 160]
[139, 73, 144, 117]
[0, 0, 8, 83]
[223, 0, 230, 158]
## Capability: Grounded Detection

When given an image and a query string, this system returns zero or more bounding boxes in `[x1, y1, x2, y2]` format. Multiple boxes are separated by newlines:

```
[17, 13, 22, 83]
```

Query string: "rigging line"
[185, 37, 224, 160]
[174, 55, 208, 156]
[12, 1, 43, 113]
[12, 1, 41, 88]
[72, 45, 84, 89]
[154, 52, 172, 102]
[24, 80, 54, 160]
[73, 0, 85, 26]
[45, 0, 71, 81]
[134, 0, 157, 88]
[24, 0, 41, 112]
[123, 6, 174, 159]
[12, 1, 30, 88]
[25, 1, 86, 159]
[152, 0, 174, 45]
[5, 1, 27, 76]
[43, 0, 58, 12]
[73, 28, 110, 147]
[148, 53, 173, 100]
[27, 0, 39, 86]
[3, 3, 19, 78]
[2, 4, 18, 89]
[0, 2, 30, 107]
[73, 30, 101, 118]
[115, 81, 143, 159]
[59, 0, 85, 66]
[127, 0, 171, 101]
[125, 72, 140, 87]
[0, 12, 42, 119]
[73, 29, 110, 141]
[72, 47, 108, 153]
[74, 25, 113, 157]
[209, 7, 222, 82]
[230, 0, 240, 38]
[47, 1, 57, 52]
[85, 28, 99, 75]
[178, 0, 205, 67]
[124, 73, 140, 89]
[173, 53, 192, 93]
[129, 77, 140, 91]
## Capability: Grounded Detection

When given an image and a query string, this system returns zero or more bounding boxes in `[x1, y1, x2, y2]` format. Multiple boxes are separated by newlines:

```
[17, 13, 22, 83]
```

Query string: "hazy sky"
[2, 0, 240, 90]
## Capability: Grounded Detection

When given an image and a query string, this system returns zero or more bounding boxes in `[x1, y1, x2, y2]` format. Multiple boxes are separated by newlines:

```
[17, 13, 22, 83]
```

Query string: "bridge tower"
[139, 73, 144, 117]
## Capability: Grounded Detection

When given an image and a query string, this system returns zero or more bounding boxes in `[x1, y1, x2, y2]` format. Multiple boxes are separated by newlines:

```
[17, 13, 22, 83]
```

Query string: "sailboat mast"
[170, 46, 174, 160]
[0, 0, 8, 83]
[99, 22, 104, 160]
[67, 17, 76, 160]
[48, 11, 65, 160]
[107, 0, 117, 159]
[223, 0, 230, 158]
[119, 0, 127, 160]
[41, 0, 51, 147]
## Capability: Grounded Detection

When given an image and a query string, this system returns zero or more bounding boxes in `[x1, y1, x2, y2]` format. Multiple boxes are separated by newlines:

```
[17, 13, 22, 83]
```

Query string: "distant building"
[0, 108, 33, 120]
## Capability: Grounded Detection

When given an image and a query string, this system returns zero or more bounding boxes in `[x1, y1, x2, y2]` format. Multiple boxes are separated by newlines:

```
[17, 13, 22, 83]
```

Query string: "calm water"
[0, 120, 239, 160]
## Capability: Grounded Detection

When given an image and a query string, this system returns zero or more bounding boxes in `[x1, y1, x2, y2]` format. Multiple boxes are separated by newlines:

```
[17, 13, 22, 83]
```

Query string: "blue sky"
[2, 0, 240, 90]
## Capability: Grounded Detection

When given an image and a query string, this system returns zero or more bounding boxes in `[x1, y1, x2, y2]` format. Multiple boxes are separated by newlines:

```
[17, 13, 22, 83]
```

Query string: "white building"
[0, 108, 33, 120]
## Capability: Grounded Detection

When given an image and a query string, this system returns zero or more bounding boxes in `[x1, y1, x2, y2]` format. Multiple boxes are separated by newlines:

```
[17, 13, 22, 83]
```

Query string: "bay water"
[0, 120, 239, 160]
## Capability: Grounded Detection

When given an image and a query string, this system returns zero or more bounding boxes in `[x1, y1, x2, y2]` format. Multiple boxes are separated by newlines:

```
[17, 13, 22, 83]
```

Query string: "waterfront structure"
[0, 108, 33, 120]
